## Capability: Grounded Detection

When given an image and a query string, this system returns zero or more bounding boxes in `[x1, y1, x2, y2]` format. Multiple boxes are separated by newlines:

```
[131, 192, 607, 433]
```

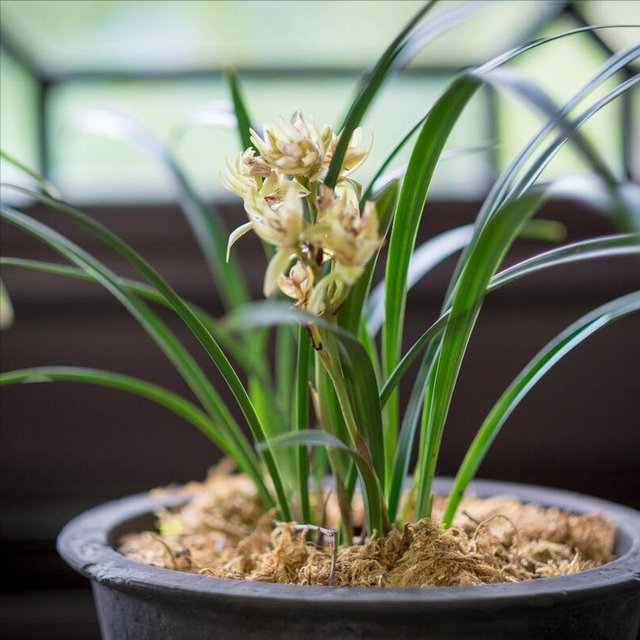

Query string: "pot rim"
[57, 478, 640, 610]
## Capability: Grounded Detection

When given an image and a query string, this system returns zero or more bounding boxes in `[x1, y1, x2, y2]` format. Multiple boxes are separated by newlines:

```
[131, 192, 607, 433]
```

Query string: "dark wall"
[1, 199, 639, 638]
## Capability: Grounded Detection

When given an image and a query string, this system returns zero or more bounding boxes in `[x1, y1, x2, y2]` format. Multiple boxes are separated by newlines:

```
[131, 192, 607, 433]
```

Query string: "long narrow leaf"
[225, 69, 256, 152]
[368, 220, 564, 336]
[481, 42, 640, 227]
[416, 190, 546, 516]
[510, 74, 640, 205]
[0, 367, 235, 456]
[0, 257, 266, 381]
[0, 149, 61, 199]
[225, 303, 386, 487]
[0, 189, 280, 481]
[294, 327, 312, 523]
[260, 430, 386, 536]
[381, 231, 640, 407]
[382, 76, 479, 463]
[361, 26, 637, 206]
[0, 205, 275, 510]
[65, 109, 249, 309]
[380, 29, 636, 452]
[324, 1, 437, 188]
[441, 43, 640, 310]
[442, 290, 640, 527]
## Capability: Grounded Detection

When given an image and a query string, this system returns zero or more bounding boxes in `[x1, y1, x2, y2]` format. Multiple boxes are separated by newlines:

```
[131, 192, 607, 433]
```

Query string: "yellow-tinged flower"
[306, 186, 381, 285]
[245, 186, 305, 249]
[278, 260, 315, 307]
[326, 127, 371, 177]
[220, 151, 255, 200]
[222, 112, 376, 311]
[225, 162, 309, 260]
[250, 112, 333, 179]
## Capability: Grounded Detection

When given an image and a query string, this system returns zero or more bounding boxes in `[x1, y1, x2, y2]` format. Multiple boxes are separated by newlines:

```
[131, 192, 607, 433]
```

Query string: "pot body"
[58, 479, 640, 640]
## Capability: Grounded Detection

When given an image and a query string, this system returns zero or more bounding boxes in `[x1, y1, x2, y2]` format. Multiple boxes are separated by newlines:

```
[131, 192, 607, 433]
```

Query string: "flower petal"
[263, 249, 294, 297]
[226, 221, 255, 262]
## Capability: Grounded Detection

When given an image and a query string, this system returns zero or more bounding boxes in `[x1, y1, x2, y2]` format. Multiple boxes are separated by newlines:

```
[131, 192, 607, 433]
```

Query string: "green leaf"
[479, 42, 639, 229]
[381, 76, 480, 469]
[368, 220, 564, 336]
[379, 30, 637, 457]
[383, 54, 639, 519]
[361, 27, 637, 208]
[0, 277, 14, 329]
[0, 366, 235, 456]
[510, 73, 640, 206]
[0, 205, 282, 515]
[442, 290, 640, 527]
[374, 226, 472, 337]
[0, 257, 267, 382]
[327, 0, 504, 188]
[294, 327, 312, 523]
[225, 303, 386, 488]
[415, 175, 638, 518]
[381, 231, 640, 407]
[259, 430, 386, 537]
[476, 68, 616, 186]
[441, 44, 640, 311]
[324, 0, 438, 188]
[225, 68, 256, 152]
[382, 219, 565, 522]
[416, 190, 546, 517]
[0, 149, 61, 199]
[384, 227, 640, 522]
[60, 109, 249, 309]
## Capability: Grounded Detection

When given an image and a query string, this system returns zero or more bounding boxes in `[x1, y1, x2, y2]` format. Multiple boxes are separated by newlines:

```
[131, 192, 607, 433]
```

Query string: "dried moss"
[120, 468, 616, 588]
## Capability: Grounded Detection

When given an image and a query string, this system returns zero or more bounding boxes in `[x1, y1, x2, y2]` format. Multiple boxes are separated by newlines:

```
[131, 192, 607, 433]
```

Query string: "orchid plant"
[1, 2, 639, 546]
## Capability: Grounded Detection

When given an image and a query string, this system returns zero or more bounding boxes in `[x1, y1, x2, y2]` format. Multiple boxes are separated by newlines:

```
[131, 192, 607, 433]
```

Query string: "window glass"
[0, 50, 39, 191]
[577, 1, 640, 58]
[1, 1, 553, 73]
[48, 75, 492, 203]
[497, 17, 623, 182]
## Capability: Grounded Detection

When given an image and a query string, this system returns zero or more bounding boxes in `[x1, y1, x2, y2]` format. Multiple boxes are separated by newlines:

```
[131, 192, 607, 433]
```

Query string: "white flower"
[225, 164, 308, 261]
[306, 186, 380, 285]
[222, 112, 377, 311]
[220, 151, 255, 200]
[250, 112, 333, 180]
[326, 127, 371, 177]
[245, 186, 305, 250]
[231, 188, 306, 297]
[277, 260, 315, 307]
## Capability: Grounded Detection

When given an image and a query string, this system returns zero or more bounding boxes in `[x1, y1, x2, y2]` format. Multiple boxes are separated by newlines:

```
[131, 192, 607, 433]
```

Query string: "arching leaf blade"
[442, 290, 640, 527]
[0, 366, 235, 456]
[260, 430, 385, 536]
[0, 205, 281, 515]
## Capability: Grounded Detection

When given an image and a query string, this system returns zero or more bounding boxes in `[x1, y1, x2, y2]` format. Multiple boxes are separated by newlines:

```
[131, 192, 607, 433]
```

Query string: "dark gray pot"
[57, 478, 640, 640]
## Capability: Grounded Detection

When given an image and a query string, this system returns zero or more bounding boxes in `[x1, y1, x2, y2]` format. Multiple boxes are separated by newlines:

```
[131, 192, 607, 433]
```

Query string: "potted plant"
[1, 3, 639, 639]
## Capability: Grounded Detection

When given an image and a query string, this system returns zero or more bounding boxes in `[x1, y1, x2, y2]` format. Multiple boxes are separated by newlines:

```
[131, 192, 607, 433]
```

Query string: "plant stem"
[314, 354, 354, 544]
[319, 323, 390, 535]
[295, 326, 312, 523]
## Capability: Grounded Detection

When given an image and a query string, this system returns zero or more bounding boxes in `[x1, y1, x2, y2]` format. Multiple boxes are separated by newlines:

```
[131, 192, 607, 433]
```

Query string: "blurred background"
[0, 1, 639, 638]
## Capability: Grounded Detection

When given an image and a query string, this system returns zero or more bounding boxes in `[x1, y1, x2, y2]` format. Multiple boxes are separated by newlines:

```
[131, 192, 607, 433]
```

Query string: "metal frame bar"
[565, 1, 636, 180]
